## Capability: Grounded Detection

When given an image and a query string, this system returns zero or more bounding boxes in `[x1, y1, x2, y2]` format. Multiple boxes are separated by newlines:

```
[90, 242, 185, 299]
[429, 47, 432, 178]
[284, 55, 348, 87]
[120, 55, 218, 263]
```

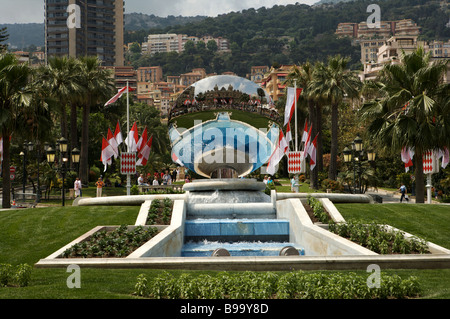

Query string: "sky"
[0, 0, 317, 24]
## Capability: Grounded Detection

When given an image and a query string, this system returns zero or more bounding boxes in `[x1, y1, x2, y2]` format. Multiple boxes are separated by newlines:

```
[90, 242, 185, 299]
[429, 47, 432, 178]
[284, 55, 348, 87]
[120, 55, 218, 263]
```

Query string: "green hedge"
[134, 270, 421, 299]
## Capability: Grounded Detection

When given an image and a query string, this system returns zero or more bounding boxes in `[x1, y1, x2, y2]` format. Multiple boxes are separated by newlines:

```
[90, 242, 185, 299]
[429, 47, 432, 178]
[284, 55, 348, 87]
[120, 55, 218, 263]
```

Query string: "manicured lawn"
[0, 202, 449, 299]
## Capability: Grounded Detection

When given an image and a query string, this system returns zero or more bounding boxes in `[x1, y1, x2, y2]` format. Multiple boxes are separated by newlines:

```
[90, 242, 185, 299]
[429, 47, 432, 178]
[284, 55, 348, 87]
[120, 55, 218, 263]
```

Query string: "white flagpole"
[126, 80, 131, 196]
[294, 80, 299, 193]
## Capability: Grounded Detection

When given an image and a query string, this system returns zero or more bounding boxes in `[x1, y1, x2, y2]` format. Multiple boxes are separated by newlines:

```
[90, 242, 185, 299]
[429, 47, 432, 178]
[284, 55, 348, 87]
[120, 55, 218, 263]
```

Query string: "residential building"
[261, 65, 292, 102]
[103, 66, 137, 90]
[136, 66, 163, 83]
[250, 66, 269, 83]
[45, 0, 124, 66]
[141, 33, 229, 55]
[336, 19, 420, 40]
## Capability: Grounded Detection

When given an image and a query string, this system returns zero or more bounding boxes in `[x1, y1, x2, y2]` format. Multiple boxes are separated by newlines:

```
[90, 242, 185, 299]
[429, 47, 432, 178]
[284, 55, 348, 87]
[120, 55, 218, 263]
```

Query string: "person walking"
[96, 177, 104, 197]
[399, 184, 409, 202]
[74, 177, 82, 197]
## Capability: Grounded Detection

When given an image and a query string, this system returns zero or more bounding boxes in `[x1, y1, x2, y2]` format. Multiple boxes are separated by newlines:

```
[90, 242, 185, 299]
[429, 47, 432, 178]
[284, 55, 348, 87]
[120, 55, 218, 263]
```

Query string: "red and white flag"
[104, 86, 134, 106]
[307, 134, 318, 171]
[100, 136, 116, 172]
[285, 122, 292, 150]
[401, 147, 414, 172]
[266, 130, 288, 175]
[172, 152, 184, 166]
[107, 128, 119, 159]
[283, 87, 302, 126]
[136, 136, 153, 166]
[114, 120, 123, 145]
[137, 126, 148, 153]
[301, 125, 312, 161]
[301, 120, 308, 143]
[125, 122, 139, 153]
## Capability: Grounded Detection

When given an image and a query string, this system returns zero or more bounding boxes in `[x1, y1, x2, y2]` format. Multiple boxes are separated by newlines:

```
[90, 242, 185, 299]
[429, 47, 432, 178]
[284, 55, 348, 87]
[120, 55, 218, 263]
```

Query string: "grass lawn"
[0, 202, 449, 299]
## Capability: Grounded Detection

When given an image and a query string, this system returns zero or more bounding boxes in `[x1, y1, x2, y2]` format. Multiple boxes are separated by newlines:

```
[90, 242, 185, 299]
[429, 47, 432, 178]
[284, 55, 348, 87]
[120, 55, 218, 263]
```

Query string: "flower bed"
[61, 225, 158, 258]
[146, 198, 173, 225]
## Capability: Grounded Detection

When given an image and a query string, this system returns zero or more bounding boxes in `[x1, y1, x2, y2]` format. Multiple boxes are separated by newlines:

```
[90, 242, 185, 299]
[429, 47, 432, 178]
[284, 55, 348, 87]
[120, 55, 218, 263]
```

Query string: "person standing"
[399, 184, 409, 202]
[96, 177, 104, 197]
[74, 177, 82, 197]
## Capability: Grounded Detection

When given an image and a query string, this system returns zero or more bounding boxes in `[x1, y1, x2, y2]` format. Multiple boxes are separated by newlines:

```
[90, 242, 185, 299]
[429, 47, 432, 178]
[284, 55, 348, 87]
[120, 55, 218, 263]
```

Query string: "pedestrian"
[74, 177, 82, 197]
[138, 174, 148, 186]
[96, 177, 104, 197]
[399, 184, 409, 202]
[290, 176, 296, 192]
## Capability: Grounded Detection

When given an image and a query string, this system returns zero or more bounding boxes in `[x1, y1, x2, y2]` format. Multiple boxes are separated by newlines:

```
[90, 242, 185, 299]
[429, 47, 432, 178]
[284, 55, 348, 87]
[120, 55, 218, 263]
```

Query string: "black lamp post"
[343, 135, 376, 194]
[46, 137, 80, 206]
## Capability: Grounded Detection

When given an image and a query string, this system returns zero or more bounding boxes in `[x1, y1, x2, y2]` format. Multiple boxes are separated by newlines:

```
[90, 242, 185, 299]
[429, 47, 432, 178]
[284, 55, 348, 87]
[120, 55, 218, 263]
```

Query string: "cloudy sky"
[1, 0, 317, 24]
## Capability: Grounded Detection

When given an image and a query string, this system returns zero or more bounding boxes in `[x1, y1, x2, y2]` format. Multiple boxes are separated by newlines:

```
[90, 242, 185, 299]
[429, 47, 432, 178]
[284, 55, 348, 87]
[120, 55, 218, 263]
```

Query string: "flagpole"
[126, 80, 131, 196]
[294, 80, 299, 193]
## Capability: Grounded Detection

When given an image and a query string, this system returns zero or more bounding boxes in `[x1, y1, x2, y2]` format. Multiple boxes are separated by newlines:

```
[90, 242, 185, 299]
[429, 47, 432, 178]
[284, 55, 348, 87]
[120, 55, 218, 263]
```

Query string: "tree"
[78, 56, 115, 184]
[0, 27, 8, 53]
[40, 56, 82, 139]
[0, 53, 32, 208]
[360, 48, 450, 203]
[310, 55, 361, 181]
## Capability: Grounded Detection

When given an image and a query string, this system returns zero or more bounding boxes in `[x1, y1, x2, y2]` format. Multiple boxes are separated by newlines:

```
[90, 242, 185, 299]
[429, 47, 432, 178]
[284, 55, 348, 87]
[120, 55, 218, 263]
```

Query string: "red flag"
[125, 122, 139, 152]
[307, 134, 318, 171]
[114, 120, 123, 145]
[100, 136, 115, 172]
[401, 147, 414, 172]
[137, 126, 148, 153]
[284, 87, 303, 126]
[107, 128, 119, 159]
[285, 122, 292, 150]
[137, 136, 153, 166]
[267, 130, 288, 175]
[105, 86, 127, 106]
[301, 124, 312, 161]
[301, 120, 308, 143]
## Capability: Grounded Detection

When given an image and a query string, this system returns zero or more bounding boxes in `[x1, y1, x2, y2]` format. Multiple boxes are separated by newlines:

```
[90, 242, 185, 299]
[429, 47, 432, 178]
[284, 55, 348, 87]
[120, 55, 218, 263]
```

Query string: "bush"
[0, 263, 32, 287]
[134, 270, 421, 299]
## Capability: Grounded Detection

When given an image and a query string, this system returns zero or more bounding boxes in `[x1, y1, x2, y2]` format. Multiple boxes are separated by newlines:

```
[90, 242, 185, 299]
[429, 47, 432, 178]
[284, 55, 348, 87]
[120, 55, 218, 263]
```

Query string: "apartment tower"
[45, 0, 124, 66]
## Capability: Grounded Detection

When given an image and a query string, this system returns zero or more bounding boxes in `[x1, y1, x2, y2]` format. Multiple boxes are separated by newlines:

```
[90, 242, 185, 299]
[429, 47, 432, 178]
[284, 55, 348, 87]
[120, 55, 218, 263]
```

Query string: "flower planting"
[133, 270, 421, 299]
[146, 198, 173, 225]
[328, 221, 430, 254]
[61, 225, 158, 258]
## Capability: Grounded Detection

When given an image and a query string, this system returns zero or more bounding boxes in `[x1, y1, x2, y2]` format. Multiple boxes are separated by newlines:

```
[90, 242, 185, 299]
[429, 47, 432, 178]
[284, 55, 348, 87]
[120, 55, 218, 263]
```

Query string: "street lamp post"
[46, 137, 80, 206]
[343, 135, 376, 194]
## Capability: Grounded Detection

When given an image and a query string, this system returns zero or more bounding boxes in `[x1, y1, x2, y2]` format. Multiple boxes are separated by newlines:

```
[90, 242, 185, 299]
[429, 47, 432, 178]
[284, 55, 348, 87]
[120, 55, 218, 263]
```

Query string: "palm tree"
[360, 47, 449, 203]
[78, 56, 115, 184]
[0, 53, 32, 208]
[310, 55, 361, 181]
[40, 56, 82, 139]
[286, 62, 323, 189]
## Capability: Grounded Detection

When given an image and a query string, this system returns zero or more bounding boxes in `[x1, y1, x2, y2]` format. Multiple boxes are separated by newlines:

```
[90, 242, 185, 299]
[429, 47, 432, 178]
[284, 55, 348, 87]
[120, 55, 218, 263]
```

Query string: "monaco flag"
[104, 86, 135, 106]
[107, 127, 119, 159]
[266, 130, 288, 175]
[284, 87, 303, 126]
[114, 120, 123, 145]
[401, 147, 414, 172]
[136, 136, 153, 166]
[285, 122, 292, 150]
[307, 134, 318, 171]
[137, 126, 148, 153]
[100, 136, 116, 172]
[125, 122, 139, 153]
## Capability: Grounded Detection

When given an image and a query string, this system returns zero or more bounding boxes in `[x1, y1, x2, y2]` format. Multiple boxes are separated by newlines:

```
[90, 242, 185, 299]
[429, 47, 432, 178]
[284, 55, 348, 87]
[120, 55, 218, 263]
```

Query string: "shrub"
[0, 263, 32, 287]
[133, 270, 421, 299]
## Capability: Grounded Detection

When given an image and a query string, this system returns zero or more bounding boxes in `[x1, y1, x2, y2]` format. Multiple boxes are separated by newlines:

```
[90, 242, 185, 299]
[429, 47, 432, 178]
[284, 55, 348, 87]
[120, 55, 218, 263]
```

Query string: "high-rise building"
[45, 0, 124, 66]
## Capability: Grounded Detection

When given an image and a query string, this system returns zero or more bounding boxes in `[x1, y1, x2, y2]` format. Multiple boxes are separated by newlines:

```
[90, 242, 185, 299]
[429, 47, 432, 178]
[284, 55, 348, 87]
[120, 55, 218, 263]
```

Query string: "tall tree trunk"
[70, 102, 78, 149]
[61, 104, 68, 139]
[1, 129, 11, 208]
[316, 104, 323, 172]
[308, 99, 318, 189]
[328, 102, 339, 181]
[414, 151, 425, 203]
[79, 102, 90, 185]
